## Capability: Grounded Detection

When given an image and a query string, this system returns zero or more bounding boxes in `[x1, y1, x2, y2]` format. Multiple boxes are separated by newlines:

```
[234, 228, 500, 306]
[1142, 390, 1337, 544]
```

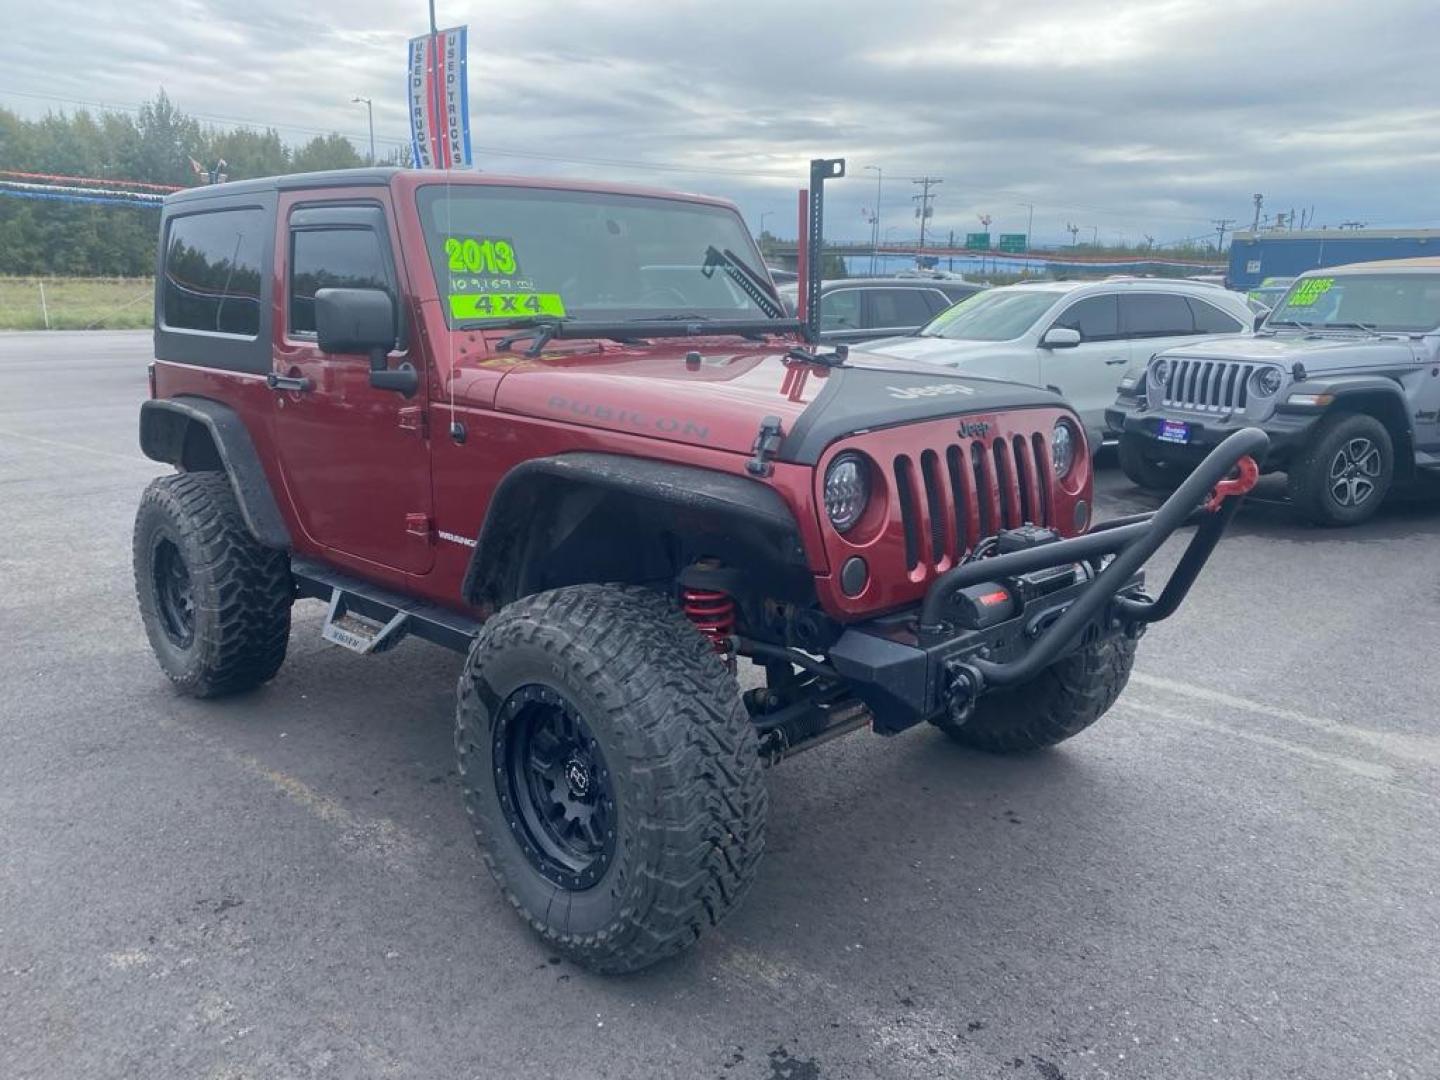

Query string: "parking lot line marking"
[1117, 700, 1402, 784]
[1130, 671, 1440, 770]
[0, 425, 155, 466]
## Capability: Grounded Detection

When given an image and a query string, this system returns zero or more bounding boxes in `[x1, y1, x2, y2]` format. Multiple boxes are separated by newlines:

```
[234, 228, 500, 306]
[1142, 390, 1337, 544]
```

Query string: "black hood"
[778, 363, 1064, 465]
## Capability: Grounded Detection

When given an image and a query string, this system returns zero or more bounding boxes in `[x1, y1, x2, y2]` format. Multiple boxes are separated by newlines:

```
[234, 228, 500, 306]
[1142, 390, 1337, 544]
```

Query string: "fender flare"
[461, 452, 810, 609]
[139, 396, 291, 549]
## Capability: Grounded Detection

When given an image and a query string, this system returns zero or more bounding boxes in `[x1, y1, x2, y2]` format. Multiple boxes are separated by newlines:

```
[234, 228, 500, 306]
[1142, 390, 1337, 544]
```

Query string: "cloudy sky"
[2, 0, 1438, 246]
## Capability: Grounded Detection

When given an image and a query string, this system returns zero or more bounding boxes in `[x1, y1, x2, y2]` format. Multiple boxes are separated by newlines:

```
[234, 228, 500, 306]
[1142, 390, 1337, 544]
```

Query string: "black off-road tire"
[133, 472, 292, 697]
[932, 636, 1137, 753]
[1118, 434, 1187, 492]
[1286, 412, 1394, 527]
[455, 584, 767, 974]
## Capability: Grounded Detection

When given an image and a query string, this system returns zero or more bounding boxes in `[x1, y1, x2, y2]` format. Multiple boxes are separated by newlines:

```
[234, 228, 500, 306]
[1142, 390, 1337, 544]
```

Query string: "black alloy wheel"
[493, 683, 617, 890]
[152, 537, 196, 648]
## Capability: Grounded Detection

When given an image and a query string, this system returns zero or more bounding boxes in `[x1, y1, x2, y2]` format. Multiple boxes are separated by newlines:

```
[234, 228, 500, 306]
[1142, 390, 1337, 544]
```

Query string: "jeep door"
[1038, 293, 1129, 432]
[269, 194, 435, 574]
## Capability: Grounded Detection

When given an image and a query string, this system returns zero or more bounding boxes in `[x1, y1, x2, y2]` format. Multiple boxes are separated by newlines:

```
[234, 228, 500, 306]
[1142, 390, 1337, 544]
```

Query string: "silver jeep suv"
[1107, 258, 1440, 525]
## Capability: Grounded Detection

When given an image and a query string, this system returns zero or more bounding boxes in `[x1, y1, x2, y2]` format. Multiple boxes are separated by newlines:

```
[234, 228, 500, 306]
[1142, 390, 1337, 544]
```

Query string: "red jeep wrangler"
[134, 165, 1264, 972]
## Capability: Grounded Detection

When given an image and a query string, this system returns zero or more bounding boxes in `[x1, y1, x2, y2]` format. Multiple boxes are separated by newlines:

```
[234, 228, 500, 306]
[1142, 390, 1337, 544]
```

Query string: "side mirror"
[1253, 311, 1267, 332]
[314, 287, 416, 397]
[315, 287, 396, 357]
[1040, 327, 1082, 349]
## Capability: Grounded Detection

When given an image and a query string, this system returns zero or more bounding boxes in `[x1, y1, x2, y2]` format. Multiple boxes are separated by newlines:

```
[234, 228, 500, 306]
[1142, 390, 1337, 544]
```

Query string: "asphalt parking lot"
[3, 330, 1438, 1080]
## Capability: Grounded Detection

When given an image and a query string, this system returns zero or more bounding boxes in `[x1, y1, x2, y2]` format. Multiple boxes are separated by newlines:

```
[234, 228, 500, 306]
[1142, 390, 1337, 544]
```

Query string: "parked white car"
[860, 279, 1256, 447]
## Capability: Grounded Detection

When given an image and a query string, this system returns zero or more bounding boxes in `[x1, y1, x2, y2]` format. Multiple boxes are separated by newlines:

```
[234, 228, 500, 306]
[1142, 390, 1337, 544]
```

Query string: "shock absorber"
[681, 587, 735, 655]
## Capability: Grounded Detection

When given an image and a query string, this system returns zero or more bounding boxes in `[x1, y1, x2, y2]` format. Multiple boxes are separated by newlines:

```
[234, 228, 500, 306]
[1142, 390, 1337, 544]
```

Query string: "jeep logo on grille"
[887, 383, 975, 400]
[957, 420, 991, 438]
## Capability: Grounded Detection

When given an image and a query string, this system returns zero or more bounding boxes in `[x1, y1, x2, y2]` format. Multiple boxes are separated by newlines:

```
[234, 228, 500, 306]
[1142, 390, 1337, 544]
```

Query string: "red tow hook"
[1203, 455, 1260, 512]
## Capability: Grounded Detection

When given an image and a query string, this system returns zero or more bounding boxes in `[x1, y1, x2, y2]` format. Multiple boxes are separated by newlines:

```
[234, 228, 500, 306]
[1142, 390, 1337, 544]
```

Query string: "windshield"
[417, 185, 780, 325]
[1268, 273, 1440, 332]
[917, 288, 1059, 341]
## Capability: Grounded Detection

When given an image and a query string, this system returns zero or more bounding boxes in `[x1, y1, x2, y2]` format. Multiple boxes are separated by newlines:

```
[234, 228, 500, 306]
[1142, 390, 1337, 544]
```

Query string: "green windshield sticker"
[1287, 277, 1334, 307]
[449, 292, 567, 319]
[442, 235, 566, 320]
[444, 235, 520, 276]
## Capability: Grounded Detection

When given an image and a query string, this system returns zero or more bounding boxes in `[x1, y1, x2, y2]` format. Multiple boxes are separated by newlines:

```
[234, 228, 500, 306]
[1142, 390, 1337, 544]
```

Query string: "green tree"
[291, 133, 364, 173]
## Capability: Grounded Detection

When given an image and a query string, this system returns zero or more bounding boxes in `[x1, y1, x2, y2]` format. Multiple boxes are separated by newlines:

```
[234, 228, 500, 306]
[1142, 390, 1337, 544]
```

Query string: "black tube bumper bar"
[828, 427, 1269, 731]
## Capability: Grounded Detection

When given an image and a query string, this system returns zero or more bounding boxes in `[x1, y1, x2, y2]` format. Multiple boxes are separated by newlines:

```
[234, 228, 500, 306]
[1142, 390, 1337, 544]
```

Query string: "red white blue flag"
[408, 27, 472, 169]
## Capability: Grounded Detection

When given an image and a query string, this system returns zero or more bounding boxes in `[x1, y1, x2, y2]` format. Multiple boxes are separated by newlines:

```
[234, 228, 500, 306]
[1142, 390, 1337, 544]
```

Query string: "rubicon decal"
[887, 383, 975, 400]
[546, 395, 710, 441]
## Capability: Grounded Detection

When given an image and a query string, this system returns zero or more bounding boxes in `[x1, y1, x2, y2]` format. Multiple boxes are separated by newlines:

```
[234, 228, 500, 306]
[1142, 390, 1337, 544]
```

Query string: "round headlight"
[1149, 358, 1170, 385]
[1051, 420, 1079, 479]
[1252, 366, 1282, 396]
[823, 453, 870, 533]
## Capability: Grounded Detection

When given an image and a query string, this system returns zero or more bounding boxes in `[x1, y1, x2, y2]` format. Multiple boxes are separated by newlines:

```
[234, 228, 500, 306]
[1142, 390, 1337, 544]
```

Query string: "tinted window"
[289, 228, 391, 335]
[820, 289, 862, 330]
[1053, 295, 1119, 341]
[1121, 293, 1195, 338]
[868, 288, 935, 328]
[1188, 298, 1244, 333]
[162, 209, 265, 337]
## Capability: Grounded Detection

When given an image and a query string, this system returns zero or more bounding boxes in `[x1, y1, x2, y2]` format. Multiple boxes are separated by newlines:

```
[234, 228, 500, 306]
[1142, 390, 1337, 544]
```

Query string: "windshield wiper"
[1265, 318, 1312, 329]
[702, 246, 787, 319]
[1321, 321, 1378, 333]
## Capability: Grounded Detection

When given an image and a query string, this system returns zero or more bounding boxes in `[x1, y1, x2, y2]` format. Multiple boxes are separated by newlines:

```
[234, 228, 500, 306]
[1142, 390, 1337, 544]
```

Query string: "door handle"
[267, 372, 313, 392]
[1104, 357, 1128, 365]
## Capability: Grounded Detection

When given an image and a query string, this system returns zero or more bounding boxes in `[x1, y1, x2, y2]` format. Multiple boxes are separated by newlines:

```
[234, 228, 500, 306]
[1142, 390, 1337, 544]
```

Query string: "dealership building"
[1227, 228, 1440, 288]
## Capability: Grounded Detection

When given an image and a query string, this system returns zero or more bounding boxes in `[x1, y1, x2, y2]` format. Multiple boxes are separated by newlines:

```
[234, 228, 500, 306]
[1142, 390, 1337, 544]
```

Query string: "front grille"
[1160, 358, 1254, 412]
[893, 432, 1053, 571]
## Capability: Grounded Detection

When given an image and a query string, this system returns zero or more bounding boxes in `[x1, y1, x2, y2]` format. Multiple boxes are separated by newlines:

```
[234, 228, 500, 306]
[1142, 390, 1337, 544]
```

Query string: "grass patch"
[0, 277, 154, 330]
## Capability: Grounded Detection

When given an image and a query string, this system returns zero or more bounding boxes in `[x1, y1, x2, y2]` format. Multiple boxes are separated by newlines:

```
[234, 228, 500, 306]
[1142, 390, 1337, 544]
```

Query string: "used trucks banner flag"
[408, 27, 472, 169]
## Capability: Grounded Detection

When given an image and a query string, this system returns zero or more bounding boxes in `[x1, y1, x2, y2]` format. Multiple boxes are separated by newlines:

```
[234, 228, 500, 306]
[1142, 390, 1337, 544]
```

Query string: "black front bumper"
[1105, 400, 1313, 467]
[828, 428, 1270, 732]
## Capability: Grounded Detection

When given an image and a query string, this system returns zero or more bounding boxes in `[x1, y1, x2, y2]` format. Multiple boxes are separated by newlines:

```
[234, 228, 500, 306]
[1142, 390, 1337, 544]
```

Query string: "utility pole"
[1251, 193, 1264, 232]
[1066, 222, 1080, 247]
[1017, 202, 1034, 251]
[351, 96, 375, 165]
[1212, 218, 1235, 252]
[1088, 225, 1098, 247]
[911, 176, 942, 255]
[864, 165, 882, 275]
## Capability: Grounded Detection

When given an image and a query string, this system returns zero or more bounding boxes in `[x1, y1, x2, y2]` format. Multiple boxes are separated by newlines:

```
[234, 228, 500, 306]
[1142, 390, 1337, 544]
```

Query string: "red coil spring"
[681, 588, 735, 653]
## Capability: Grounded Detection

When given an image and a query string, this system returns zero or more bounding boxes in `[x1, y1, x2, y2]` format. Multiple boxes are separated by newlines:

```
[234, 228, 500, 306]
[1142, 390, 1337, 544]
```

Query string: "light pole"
[864, 165, 882, 275]
[758, 210, 772, 236]
[1017, 202, 1034, 251]
[351, 96, 375, 165]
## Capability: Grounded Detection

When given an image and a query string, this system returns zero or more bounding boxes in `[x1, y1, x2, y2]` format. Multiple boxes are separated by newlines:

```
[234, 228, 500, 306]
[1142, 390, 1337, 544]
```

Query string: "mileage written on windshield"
[443, 234, 567, 319]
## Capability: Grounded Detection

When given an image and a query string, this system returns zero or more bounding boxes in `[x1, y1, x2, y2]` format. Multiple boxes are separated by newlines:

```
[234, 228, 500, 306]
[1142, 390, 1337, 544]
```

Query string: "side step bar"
[291, 556, 482, 655]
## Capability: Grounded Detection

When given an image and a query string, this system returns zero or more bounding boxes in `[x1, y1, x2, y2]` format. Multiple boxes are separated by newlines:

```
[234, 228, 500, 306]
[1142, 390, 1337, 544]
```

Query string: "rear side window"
[868, 288, 935, 328]
[820, 289, 862, 330]
[1053, 295, 1119, 341]
[162, 209, 266, 337]
[1121, 293, 1195, 338]
[1188, 297, 1244, 333]
[289, 228, 392, 336]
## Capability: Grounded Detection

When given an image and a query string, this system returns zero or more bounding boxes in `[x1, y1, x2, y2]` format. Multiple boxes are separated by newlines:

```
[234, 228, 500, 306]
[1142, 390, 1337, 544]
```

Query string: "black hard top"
[163, 167, 403, 205]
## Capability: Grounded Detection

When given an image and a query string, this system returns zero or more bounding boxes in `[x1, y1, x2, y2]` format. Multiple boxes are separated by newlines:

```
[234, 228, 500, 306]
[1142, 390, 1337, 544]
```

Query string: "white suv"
[860, 279, 1256, 447]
